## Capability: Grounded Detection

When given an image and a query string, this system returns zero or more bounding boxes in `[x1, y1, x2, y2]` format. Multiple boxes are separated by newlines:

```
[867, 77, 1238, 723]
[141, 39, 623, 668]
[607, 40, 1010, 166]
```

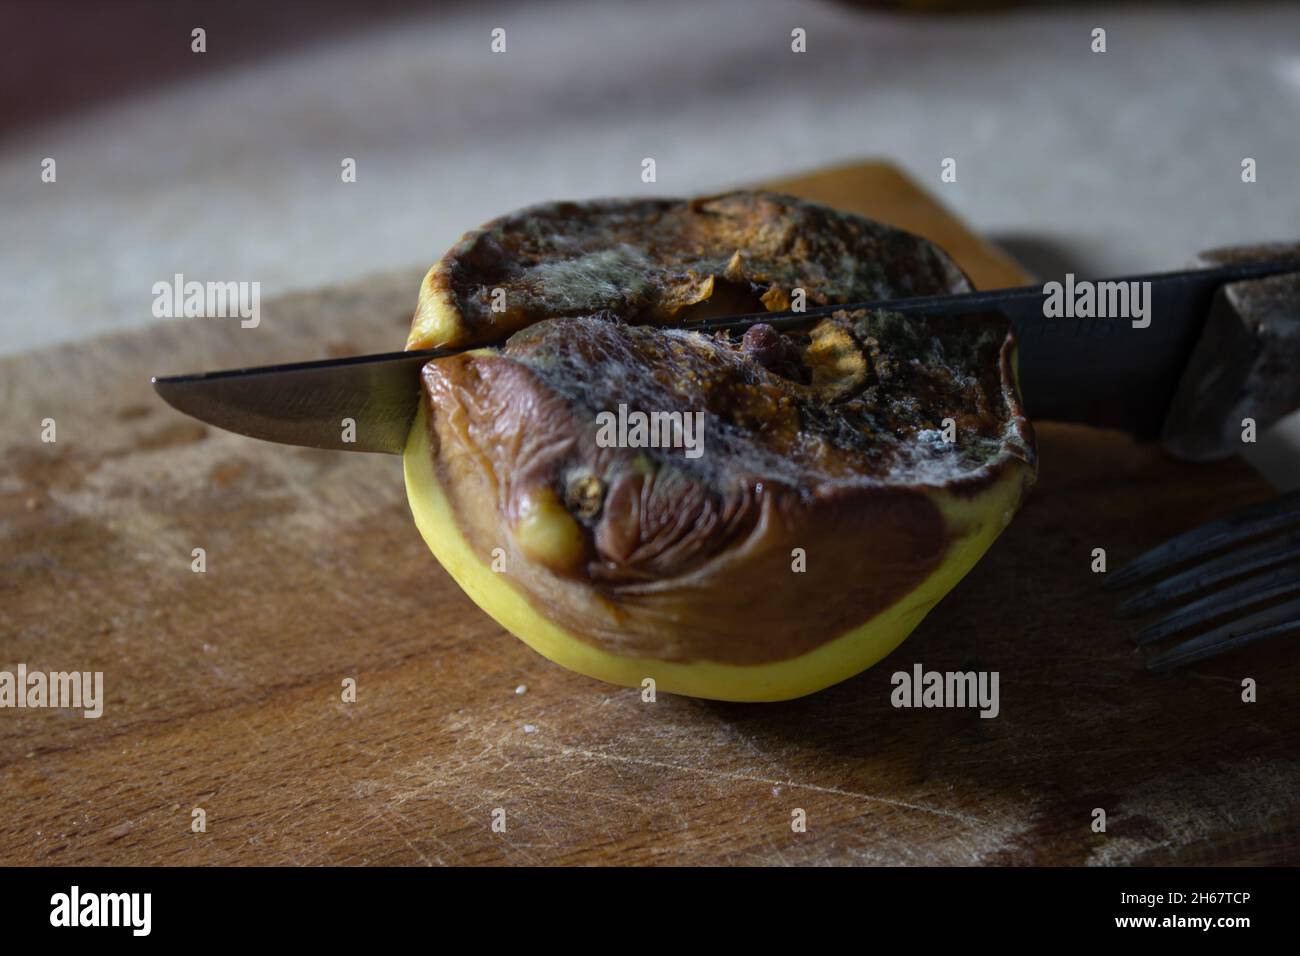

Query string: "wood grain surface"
[2, 163, 1296, 866]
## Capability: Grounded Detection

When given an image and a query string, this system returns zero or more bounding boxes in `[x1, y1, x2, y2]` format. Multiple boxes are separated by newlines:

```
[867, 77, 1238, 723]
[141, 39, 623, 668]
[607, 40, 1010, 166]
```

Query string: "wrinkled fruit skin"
[403, 193, 1037, 701]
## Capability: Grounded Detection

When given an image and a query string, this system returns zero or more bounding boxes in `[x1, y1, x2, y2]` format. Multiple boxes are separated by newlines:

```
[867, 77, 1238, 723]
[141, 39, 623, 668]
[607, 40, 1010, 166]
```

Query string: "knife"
[152, 253, 1300, 458]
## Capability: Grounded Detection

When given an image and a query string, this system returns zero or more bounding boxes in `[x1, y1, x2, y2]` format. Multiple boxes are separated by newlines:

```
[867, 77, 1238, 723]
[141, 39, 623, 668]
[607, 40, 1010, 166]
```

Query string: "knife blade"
[152, 257, 1300, 454]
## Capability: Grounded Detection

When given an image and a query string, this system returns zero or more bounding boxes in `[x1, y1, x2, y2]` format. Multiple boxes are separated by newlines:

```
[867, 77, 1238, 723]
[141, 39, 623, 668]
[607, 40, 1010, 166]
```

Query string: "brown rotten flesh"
[403, 193, 1037, 701]
[406, 191, 973, 350]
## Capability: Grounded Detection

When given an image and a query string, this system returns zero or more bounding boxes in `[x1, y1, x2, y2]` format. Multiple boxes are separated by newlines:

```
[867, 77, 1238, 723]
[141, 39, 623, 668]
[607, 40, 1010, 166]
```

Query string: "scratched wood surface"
[2, 163, 1297, 866]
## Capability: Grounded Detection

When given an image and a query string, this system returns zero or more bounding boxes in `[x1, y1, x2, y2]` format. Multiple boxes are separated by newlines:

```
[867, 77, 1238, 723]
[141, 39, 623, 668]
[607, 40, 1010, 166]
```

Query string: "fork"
[1104, 489, 1300, 672]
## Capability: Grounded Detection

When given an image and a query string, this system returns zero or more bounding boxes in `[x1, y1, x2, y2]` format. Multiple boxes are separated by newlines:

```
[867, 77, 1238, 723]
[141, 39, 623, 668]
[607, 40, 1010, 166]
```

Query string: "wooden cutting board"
[3, 162, 1297, 866]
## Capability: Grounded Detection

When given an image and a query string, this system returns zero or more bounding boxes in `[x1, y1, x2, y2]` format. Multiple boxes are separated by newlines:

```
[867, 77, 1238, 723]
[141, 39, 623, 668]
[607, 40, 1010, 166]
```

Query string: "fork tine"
[1105, 488, 1300, 590]
[1146, 597, 1300, 672]
[1115, 529, 1300, 617]
[1134, 563, 1300, 646]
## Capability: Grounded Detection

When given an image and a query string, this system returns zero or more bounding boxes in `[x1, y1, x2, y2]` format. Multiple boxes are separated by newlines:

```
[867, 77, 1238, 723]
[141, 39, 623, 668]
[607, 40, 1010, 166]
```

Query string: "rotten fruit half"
[406, 191, 973, 350]
[403, 193, 1037, 701]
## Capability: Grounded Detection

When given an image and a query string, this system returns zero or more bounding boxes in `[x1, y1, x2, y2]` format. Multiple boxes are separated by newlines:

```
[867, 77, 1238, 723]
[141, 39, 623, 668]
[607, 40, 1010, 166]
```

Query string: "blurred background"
[2, 0, 1298, 476]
